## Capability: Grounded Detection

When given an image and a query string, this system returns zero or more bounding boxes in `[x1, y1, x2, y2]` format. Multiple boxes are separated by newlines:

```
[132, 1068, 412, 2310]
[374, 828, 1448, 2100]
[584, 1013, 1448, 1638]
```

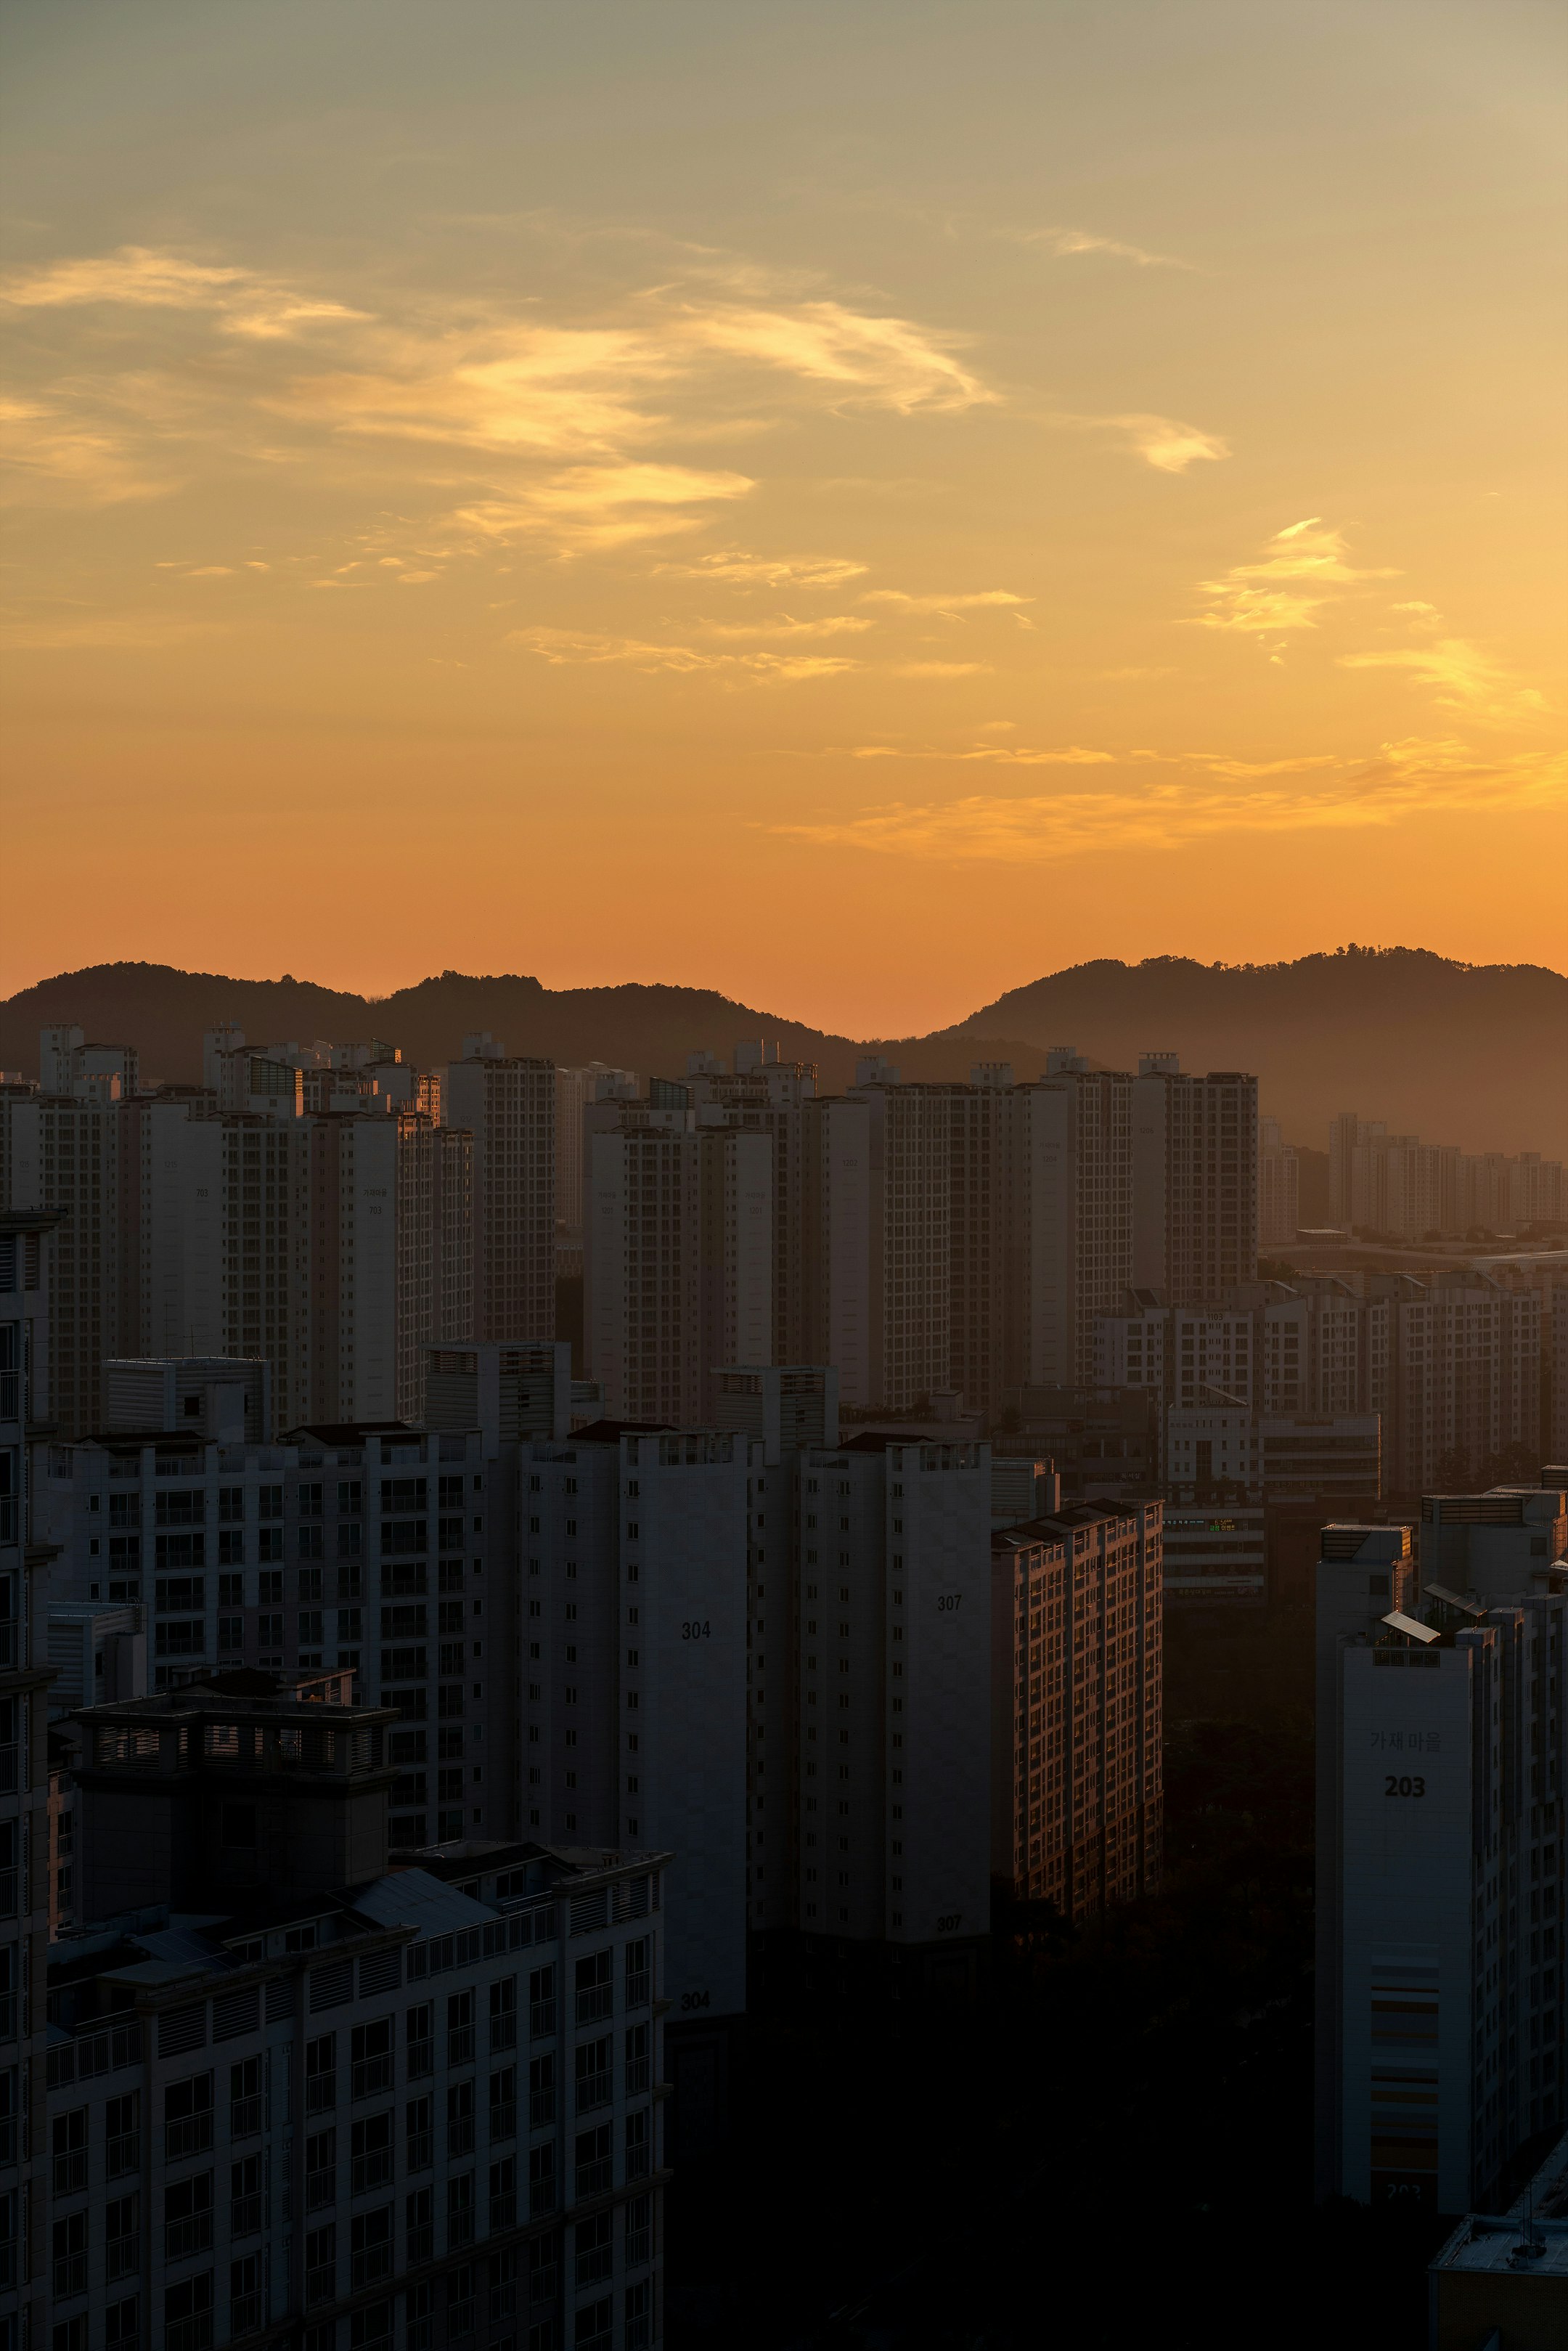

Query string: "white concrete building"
[37, 1420, 513, 1854]
[49, 1675, 666, 2351]
[555, 1066, 638, 1236]
[1315, 1488, 1568, 2213]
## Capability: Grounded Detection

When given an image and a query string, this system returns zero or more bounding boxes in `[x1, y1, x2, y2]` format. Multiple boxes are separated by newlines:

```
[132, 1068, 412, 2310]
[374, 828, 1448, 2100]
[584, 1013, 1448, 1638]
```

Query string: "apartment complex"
[1258, 1114, 1299, 1250]
[48, 1674, 665, 2351]
[1315, 1485, 1568, 2212]
[990, 1499, 1163, 1923]
[1330, 1112, 1564, 1239]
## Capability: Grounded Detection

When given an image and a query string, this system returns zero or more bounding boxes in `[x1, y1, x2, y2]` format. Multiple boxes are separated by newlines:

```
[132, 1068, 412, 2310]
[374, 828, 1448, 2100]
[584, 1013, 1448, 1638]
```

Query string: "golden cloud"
[1190, 518, 1397, 633]
[768, 738, 1564, 859]
[507, 624, 859, 681]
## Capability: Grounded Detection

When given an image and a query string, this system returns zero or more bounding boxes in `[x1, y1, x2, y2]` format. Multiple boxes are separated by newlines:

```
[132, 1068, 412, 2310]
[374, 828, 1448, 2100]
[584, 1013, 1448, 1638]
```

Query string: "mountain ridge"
[1, 949, 1561, 1157]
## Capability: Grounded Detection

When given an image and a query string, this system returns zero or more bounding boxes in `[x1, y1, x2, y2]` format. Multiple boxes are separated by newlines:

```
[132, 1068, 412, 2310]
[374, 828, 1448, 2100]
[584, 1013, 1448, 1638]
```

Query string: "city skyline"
[4, 0, 1564, 1027]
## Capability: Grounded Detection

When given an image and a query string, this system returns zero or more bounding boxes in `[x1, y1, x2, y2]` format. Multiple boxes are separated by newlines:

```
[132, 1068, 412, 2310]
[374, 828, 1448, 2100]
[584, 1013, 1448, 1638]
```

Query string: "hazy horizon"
[4, 0, 1564, 1031]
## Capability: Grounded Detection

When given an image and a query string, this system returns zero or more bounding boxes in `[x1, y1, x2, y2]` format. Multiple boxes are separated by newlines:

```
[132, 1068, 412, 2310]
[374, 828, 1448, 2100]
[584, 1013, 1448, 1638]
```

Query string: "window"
[107, 2090, 139, 2177]
[626, 2277, 653, 2350]
[528, 2140, 557, 2217]
[165, 2171, 214, 2262]
[164, 2071, 214, 2160]
[489, 2065, 517, 2142]
[575, 2208, 613, 2285]
[305, 2223, 337, 2305]
[489, 2154, 517, 2233]
[574, 1949, 612, 2026]
[106, 2299, 141, 2351]
[231, 2154, 264, 2238]
[53, 2200, 89, 2294]
[489, 1974, 518, 2051]
[405, 2185, 433, 2266]
[229, 2054, 263, 2136]
[447, 1987, 475, 2066]
[575, 2126, 612, 2202]
[529, 1964, 557, 2040]
[448, 2078, 475, 2157]
[624, 2022, 650, 2097]
[230, 2251, 264, 2336]
[529, 2052, 556, 2130]
[351, 2204, 393, 2289]
[405, 2095, 433, 2173]
[106, 2192, 140, 2282]
[406, 2001, 433, 2079]
[166, 2273, 214, 2351]
[306, 2033, 336, 2114]
[351, 2015, 393, 2100]
[52, 2106, 88, 2196]
[306, 2127, 337, 2212]
[351, 2110, 393, 2195]
[626, 2105, 649, 2181]
[575, 2037, 612, 2113]
[446, 2171, 475, 2251]
[624, 1936, 650, 2009]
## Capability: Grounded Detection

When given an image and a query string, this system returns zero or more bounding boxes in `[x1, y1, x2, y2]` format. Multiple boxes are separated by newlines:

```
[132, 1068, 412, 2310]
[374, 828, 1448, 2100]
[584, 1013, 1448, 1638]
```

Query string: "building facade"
[1315, 1488, 1568, 2212]
[990, 1499, 1163, 1923]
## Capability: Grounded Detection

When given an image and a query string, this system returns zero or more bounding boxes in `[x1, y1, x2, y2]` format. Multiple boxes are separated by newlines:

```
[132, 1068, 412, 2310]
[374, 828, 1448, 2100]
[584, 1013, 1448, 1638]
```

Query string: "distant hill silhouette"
[1, 948, 1561, 1156]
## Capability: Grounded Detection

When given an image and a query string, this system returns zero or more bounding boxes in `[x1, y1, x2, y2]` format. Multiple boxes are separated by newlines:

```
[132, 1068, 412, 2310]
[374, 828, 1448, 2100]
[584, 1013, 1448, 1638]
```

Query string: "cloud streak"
[768, 739, 1564, 860]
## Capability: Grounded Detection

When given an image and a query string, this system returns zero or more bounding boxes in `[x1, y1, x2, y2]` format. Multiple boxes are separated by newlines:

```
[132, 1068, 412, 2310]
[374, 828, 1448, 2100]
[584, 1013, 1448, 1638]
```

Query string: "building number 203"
[1385, 1775, 1426, 1798]
[680, 1621, 711, 1641]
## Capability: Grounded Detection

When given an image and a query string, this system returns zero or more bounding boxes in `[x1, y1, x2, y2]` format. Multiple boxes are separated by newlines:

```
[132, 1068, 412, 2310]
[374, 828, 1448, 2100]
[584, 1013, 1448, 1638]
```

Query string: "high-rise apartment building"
[48, 1672, 666, 2351]
[1131, 1057, 1258, 1305]
[1, 1087, 126, 1439]
[445, 1038, 555, 1345]
[1315, 1486, 1568, 2212]
[0, 1211, 59, 2351]
[38, 1419, 507, 1851]
[1372, 1271, 1541, 1495]
[584, 1122, 773, 1425]
[1259, 1114, 1299, 1250]
[517, 1421, 751, 2026]
[990, 1498, 1163, 1923]
[555, 1065, 638, 1234]
[803, 1085, 957, 1413]
[1003, 1059, 1135, 1389]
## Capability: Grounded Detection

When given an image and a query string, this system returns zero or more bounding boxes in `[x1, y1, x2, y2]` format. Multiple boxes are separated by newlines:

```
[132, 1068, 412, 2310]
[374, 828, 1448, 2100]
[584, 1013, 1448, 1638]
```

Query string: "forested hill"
[1, 948, 1560, 1155]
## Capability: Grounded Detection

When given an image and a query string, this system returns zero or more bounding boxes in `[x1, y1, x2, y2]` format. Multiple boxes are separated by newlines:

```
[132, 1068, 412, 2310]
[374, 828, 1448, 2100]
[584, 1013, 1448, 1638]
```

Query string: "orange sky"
[3, 0, 1564, 1033]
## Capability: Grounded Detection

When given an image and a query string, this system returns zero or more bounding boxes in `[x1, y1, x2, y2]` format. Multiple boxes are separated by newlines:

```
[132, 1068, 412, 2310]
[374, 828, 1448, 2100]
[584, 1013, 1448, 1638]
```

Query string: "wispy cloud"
[859, 587, 1031, 614]
[1017, 227, 1194, 271]
[1047, 410, 1229, 473]
[0, 397, 169, 504]
[680, 300, 992, 413]
[769, 738, 1564, 861]
[0, 245, 367, 340]
[450, 462, 753, 550]
[1339, 638, 1550, 724]
[653, 550, 867, 588]
[507, 624, 859, 681]
[696, 613, 872, 640]
[1190, 517, 1396, 634]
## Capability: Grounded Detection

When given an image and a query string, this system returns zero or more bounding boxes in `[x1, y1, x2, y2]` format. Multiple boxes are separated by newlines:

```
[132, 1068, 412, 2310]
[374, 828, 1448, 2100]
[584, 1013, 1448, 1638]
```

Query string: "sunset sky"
[4, 0, 1563, 1032]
